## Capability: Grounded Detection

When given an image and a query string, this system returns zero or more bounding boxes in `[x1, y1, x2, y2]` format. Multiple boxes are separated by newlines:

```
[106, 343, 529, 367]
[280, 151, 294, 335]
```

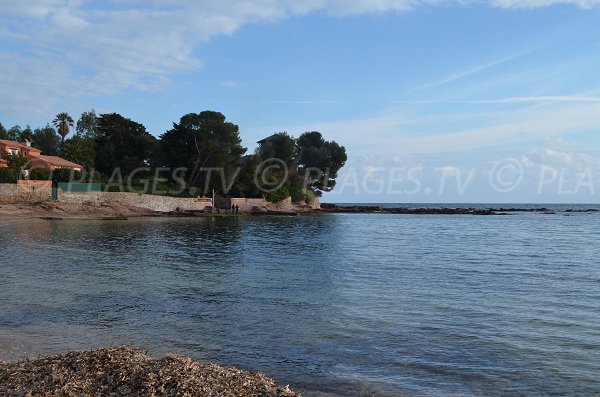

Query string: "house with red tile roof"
[0, 139, 83, 173]
[0, 139, 41, 167]
[29, 155, 83, 172]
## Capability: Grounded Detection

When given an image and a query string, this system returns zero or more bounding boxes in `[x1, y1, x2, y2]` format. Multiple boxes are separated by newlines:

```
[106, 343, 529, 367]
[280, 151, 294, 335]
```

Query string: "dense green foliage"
[265, 186, 291, 202]
[32, 125, 60, 155]
[6, 125, 21, 141]
[0, 168, 17, 183]
[53, 168, 83, 182]
[53, 112, 74, 145]
[75, 109, 99, 140]
[1, 152, 28, 171]
[63, 136, 95, 169]
[1, 110, 347, 200]
[159, 111, 246, 195]
[21, 126, 33, 142]
[252, 131, 347, 200]
[297, 131, 347, 194]
[29, 167, 51, 180]
[95, 113, 157, 176]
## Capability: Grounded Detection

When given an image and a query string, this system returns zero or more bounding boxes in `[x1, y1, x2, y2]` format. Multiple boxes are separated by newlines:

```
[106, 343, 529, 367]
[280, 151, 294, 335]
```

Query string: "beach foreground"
[0, 347, 300, 397]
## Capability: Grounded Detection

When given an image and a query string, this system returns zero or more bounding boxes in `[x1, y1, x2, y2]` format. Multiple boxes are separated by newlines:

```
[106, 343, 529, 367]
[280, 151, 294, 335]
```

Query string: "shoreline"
[320, 203, 600, 215]
[1, 202, 598, 223]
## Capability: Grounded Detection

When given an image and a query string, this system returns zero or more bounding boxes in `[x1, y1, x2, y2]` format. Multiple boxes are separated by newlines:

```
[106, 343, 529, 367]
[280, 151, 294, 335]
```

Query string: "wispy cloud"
[410, 51, 528, 91]
[221, 81, 239, 88]
[392, 95, 600, 105]
[489, 0, 600, 9]
[0, 0, 599, 119]
[399, 103, 600, 154]
[290, 101, 600, 156]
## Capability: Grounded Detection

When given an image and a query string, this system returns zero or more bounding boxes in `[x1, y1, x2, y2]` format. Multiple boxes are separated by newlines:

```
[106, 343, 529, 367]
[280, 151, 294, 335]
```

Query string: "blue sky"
[1, 0, 600, 203]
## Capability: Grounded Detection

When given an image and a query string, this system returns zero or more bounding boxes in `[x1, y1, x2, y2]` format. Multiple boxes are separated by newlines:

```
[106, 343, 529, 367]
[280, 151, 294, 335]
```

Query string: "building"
[0, 139, 83, 173]
[0, 139, 41, 165]
[257, 134, 279, 145]
[28, 155, 84, 172]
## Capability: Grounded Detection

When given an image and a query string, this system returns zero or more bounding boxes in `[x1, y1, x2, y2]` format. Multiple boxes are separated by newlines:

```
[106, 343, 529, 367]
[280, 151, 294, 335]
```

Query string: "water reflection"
[1, 213, 599, 396]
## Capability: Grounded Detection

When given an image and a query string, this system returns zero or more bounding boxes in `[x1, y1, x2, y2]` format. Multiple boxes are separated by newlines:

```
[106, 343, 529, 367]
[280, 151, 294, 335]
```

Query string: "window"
[9, 148, 18, 155]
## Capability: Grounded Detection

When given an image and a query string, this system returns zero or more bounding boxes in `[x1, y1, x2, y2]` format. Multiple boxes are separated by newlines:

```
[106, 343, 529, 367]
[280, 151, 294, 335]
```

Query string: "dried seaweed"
[0, 347, 300, 397]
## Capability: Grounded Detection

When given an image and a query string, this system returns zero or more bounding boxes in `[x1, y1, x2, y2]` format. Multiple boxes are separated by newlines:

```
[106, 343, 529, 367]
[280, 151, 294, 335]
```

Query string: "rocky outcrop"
[320, 204, 496, 215]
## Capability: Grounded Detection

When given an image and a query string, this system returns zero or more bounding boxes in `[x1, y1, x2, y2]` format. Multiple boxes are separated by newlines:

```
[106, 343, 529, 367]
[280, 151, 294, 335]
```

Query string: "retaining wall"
[0, 182, 51, 203]
[58, 192, 212, 212]
[0, 184, 319, 213]
[231, 197, 293, 212]
[220, 196, 320, 212]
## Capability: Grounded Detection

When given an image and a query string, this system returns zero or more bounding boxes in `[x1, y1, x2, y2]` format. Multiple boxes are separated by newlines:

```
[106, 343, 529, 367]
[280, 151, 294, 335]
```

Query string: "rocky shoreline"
[0, 347, 300, 397]
[320, 204, 599, 215]
[1, 202, 598, 222]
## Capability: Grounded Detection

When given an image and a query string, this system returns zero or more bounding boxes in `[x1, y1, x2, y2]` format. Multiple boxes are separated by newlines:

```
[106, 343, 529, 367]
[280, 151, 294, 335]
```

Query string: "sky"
[1, 0, 600, 203]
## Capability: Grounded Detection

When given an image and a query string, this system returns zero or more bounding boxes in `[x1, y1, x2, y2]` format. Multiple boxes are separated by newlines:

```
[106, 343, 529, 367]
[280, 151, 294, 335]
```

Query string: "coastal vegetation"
[52, 112, 74, 146]
[0, 110, 347, 202]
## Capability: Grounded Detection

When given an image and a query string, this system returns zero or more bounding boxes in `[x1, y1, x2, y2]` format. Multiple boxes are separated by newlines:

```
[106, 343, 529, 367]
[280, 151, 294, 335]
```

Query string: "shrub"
[53, 168, 83, 183]
[29, 168, 51, 180]
[87, 170, 106, 184]
[106, 184, 124, 192]
[288, 182, 305, 203]
[0, 168, 17, 183]
[265, 186, 290, 202]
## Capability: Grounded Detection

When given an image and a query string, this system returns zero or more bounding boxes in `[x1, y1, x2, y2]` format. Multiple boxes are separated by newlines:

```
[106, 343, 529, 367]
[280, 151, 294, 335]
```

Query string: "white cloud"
[397, 103, 600, 154]
[400, 96, 600, 105]
[290, 100, 600, 156]
[1, 0, 599, 119]
[489, 0, 600, 9]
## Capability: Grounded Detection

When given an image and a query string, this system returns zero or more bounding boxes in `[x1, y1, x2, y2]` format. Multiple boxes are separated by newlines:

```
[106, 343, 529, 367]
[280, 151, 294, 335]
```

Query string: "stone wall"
[0, 182, 51, 203]
[217, 196, 320, 213]
[230, 197, 293, 212]
[0, 184, 319, 213]
[306, 196, 320, 210]
[58, 191, 212, 213]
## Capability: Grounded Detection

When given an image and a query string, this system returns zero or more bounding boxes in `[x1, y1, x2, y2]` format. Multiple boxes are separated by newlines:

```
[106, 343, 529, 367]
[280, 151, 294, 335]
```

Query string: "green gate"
[51, 185, 58, 201]
[57, 182, 102, 192]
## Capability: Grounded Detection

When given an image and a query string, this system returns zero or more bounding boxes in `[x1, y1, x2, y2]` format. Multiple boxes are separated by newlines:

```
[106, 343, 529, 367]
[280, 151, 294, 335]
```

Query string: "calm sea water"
[1, 206, 600, 396]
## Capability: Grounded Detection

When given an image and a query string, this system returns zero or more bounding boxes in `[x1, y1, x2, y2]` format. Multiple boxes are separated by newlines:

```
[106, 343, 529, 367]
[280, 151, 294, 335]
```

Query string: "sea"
[1, 203, 599, 396]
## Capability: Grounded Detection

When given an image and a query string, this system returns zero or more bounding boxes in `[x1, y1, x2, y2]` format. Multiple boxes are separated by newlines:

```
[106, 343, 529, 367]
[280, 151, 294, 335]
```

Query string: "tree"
[63, 136, 95, 169]
[76, 109, 99, 140]
[228, 152, 263, 198]
[95, 113, 156, 176]
[160, 111, 246, 195]
[255, 133, 297, 198]
[0, 122, 7, 139]
[53, 112, 74, 145]
[297, 131, 347, 196]
[7, 125, 21, 141]
[0, 152, 28, 171]
[32, 125, 60, 155]
[257, 132, 297, 167]
[21, 125, 33, 143]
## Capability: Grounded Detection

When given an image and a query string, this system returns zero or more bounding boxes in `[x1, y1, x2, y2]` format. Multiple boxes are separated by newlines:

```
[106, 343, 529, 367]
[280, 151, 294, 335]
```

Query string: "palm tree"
[53, 112, 74, 146]
[62, 136, 94, 169]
